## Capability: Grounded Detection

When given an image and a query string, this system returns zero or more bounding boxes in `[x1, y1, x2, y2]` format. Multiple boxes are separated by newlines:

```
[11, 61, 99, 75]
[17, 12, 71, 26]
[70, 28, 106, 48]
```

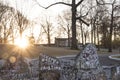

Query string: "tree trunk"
[71, 0, 77, 49]
[91, 19, 93, 43]
[80, 21, 84, 46]
[84, 33, 87, 44]
[97, 25, 100, 51]
[93, 20, 96, 44]
[68, 28, 70, 47]
[48, 35, 50, 46]
[20, 28, 22, 38]
[47, 25, 51, 46]
[108, 5, 114, 52]
[113, 27, 117, 40]
[4, 26, 7, 43]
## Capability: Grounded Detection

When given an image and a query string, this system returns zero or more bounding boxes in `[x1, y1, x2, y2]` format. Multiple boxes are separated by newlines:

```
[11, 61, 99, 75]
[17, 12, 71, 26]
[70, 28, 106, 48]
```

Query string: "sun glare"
[14, 37, 29, 48]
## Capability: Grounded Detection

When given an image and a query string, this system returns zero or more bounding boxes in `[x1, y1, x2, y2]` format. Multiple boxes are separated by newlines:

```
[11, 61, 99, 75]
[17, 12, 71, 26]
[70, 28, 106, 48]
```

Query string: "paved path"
[99, 53, 120, 66]
[58, 53, 120, 66]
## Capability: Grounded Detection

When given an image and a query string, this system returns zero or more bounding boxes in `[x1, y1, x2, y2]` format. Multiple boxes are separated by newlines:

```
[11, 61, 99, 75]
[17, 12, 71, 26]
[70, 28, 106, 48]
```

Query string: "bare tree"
[96, 0, 120, 52]
[34, 0, 89, 49]
[13, 0, 30, 39]
[95, 4, 107, 51]
[14, 10, 29, 38]
[0, 2, 30, 44]
[57, 11, 71, 47]
[79, 21, 84, 45]
[77, 3, 92, 46]
[84, 30, 89, 44]
[0, 3, 16, 43]
[40, 17, 53, 46]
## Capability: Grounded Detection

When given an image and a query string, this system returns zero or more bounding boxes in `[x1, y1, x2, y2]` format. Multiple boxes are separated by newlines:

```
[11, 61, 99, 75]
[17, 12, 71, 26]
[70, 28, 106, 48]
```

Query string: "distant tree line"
[0, 0, 120, 52]
[34, 0, 120, 52]
[0, 2, 29, 44]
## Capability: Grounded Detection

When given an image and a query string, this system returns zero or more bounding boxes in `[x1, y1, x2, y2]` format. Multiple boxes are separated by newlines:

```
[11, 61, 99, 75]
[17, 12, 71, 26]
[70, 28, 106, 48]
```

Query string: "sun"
[14, 37, 29, 48]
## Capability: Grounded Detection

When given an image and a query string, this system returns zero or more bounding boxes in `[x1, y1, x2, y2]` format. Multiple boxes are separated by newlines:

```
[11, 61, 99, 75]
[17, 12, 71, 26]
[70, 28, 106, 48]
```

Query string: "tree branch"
[34, 0, 72, 9]
[114, 5, 120, 10]
[96, 0, 113, 5]
[76, 17, 89, 26]
[79, 7, 93, 18]
[45, 2, 72, 9]
[76, 0, 84, 8]
[96, 0, 105, 5]
[34, 0, 47, 8]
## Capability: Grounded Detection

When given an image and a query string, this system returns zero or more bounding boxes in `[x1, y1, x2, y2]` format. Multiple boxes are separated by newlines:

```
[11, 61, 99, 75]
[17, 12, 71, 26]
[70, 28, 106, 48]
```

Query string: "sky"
[1, 0, 71, 44]
[2, 0, 70, 20]
[2, 0, 119, 44]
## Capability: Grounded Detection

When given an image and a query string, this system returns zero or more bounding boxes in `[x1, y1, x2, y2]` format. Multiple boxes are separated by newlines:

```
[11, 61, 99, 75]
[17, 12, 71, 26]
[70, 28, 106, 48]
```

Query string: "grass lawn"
[37, 45, 80, 56]
[0, 44, 119, 59]
[0, 44, 79, 59]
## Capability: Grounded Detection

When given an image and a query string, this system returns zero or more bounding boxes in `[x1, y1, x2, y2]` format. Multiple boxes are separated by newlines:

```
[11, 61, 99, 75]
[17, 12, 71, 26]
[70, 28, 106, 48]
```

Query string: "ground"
[0, 44, 120, 80]
[0, 44, 120, 66]
[0, 44, 79, 59]
[0, 44, 119, 57]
